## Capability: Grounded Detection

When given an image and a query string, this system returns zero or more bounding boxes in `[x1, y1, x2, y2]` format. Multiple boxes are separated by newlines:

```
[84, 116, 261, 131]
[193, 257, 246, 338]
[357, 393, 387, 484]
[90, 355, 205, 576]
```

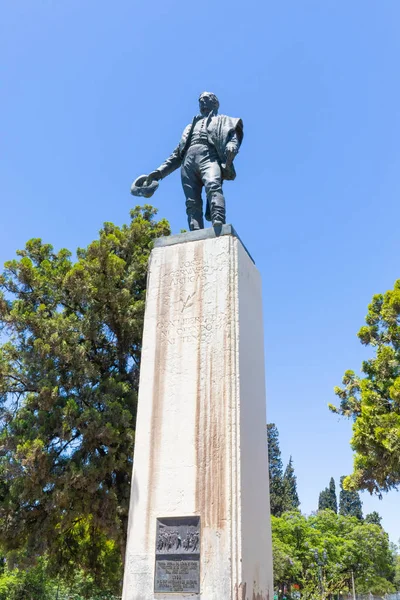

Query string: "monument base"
[122, 226, 273, 600]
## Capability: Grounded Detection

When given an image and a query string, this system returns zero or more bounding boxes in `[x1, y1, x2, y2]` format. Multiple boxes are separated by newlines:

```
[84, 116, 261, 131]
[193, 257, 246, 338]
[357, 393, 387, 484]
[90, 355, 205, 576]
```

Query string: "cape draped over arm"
[208, 115, 244, 180]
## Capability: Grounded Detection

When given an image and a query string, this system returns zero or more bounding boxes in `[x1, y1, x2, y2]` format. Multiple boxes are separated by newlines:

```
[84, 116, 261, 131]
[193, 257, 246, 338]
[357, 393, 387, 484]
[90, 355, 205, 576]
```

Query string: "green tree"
[268, 423, 292, 517]
[0, 558, 56, 600]
[318, 478, 337, 513]
[267, 425, 300, 516]
[283, 456, 300, 510]
[0, 553, 119, 600]
[267, 423, 285, 516]
[272, 510, 396, 599]
[364, 511, 382, 527]
[339, 476, 363, 520]
[394, 553, 400, 590]
[330, 280, 400, 495]
[0, 206, 170, 587]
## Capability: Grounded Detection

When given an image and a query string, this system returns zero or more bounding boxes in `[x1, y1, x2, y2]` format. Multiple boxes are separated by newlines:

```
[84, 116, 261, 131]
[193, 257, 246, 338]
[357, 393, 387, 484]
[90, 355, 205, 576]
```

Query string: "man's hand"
[146, 170, 162, 186]
[225, 142, 238, 166]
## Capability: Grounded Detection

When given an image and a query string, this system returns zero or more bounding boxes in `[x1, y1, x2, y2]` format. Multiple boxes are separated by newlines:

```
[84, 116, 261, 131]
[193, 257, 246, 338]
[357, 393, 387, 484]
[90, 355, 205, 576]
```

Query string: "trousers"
[180, 144, 225, 230]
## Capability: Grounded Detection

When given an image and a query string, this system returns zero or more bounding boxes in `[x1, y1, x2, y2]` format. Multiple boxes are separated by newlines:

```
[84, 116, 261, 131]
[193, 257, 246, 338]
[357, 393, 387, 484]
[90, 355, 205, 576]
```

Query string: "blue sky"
[2, 1, 400, 542]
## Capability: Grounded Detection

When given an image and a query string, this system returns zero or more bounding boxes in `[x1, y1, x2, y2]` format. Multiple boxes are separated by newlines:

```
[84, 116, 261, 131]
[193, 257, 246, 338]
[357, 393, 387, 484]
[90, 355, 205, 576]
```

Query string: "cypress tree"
[283, 456, 300, 510]
[365, 511, 382, 526]
[339, 476, 363, 519]
[318, 477, 338, 512]
[267, 423, 286, 517]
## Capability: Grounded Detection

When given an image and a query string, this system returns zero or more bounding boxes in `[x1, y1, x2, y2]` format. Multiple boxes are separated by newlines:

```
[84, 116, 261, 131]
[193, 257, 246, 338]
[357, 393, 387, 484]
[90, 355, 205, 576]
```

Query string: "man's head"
[199, 92, 219, 116]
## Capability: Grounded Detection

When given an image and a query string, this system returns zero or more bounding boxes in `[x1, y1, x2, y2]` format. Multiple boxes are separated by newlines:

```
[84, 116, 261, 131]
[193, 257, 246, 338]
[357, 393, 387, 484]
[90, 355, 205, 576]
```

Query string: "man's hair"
[199, 92, 220, 111]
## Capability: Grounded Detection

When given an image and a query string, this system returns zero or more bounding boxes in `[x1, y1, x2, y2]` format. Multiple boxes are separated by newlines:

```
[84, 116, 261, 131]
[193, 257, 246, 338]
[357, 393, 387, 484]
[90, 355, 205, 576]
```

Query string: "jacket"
[157, 113, 244, 181]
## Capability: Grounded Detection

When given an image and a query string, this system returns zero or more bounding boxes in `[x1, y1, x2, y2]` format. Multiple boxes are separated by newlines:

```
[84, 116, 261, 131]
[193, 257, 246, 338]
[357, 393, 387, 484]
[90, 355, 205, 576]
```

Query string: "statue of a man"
[134, 92, 243, 231]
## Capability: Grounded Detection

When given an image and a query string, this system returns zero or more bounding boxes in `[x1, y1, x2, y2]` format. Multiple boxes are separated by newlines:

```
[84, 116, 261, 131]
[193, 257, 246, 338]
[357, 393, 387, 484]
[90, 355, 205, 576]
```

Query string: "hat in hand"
[130, 174, 159, 198]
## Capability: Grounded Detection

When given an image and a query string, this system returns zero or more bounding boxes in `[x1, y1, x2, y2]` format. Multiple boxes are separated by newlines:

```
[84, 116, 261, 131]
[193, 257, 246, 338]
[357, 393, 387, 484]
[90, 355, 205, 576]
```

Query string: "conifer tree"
[283, 456, 300, 510]
[339, 476, 363, 519]
[267, 423, 286, 516]
[318, 477, 338, 512]
[0, 206, 170, 581]
[365, 511, 382, 526]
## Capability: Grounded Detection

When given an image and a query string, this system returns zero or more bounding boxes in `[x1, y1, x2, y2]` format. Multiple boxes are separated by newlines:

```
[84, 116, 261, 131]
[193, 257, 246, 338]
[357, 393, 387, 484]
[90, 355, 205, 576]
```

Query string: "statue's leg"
[201, 151, 225, 226]
[181, 155, 204, 231]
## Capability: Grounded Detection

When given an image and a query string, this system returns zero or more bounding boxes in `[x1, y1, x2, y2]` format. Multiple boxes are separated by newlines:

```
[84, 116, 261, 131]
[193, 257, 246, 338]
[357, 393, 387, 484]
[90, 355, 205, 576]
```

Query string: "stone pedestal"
[122, 226, 273, 600]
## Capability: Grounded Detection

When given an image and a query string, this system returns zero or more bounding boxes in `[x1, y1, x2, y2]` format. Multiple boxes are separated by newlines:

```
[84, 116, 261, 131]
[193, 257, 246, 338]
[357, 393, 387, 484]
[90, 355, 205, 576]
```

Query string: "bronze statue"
[131, 92, 243, 231]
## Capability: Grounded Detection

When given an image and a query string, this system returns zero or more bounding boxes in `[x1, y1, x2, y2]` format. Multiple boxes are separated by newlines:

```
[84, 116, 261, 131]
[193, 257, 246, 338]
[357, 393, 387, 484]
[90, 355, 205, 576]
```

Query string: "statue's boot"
[210, 193, 226, 227]
[188, 211, 204, 231]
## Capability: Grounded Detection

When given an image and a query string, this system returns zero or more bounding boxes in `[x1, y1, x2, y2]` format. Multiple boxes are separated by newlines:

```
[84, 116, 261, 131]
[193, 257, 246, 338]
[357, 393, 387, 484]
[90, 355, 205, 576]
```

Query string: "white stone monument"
[122, 226, 273, 600]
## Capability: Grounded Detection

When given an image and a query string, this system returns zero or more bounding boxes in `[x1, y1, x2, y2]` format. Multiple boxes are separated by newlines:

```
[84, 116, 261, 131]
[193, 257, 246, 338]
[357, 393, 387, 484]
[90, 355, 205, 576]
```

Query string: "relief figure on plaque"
[182, 530, 199, 552]
[157, 530, 182, 552]
[157, 528, 199, 553]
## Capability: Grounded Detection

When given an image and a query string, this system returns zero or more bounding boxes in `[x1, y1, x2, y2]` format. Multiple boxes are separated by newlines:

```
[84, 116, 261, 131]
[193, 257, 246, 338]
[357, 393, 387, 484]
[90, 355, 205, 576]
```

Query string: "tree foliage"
[267, 425, 300, 516]
[272, 510, 396, 598]
[318, 478, 337, 513]
[364, 511, 382, 527]
[0, 553, 119, 600]
[0, 206, 170, 584]
[395, 553, 400, 590]
[339, 476, 363, 520]
[283, 456, 300, 511]
[268, 423, 286, 516]
[0, 558, 55, 600]
[330, 280, 400, 495]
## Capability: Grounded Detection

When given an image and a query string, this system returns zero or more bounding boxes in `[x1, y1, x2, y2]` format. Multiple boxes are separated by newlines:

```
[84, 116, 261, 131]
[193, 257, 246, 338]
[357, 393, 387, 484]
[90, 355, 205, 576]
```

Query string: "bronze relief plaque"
[154, 516, 200, 594]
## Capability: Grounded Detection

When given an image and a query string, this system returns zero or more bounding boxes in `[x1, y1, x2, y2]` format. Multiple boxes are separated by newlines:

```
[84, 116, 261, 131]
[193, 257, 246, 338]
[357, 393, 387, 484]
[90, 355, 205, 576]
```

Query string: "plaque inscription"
[154, 516, 200, 594]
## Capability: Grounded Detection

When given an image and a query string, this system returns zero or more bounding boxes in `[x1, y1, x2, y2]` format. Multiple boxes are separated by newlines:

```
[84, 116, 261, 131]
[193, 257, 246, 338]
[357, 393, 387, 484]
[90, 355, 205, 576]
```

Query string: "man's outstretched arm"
[146, 123, 192, 185]
[146, 146, 182, 184]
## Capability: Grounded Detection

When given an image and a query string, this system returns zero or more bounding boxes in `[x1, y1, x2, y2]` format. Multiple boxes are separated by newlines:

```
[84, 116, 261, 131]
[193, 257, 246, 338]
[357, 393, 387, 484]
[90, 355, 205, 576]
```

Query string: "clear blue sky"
[2, 1, 400, 542]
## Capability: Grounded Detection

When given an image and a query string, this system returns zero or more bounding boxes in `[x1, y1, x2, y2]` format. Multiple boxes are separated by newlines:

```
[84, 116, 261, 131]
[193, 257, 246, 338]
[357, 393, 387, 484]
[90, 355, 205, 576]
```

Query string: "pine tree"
[339, 476, 363, 519]
[283, 456, 300, 510]
[318, 477, 338, 512]
[267, 423, 286, 517]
